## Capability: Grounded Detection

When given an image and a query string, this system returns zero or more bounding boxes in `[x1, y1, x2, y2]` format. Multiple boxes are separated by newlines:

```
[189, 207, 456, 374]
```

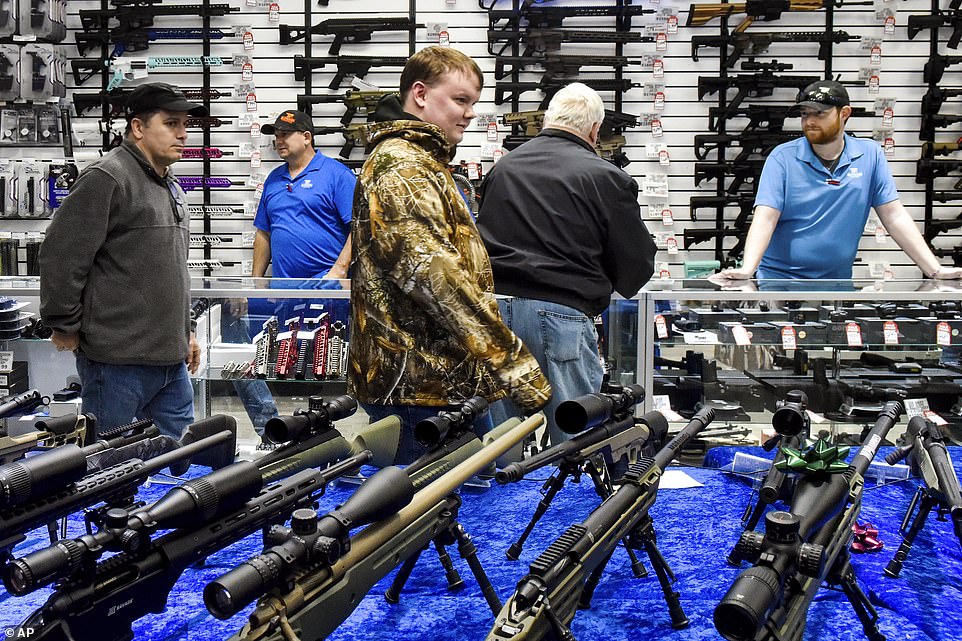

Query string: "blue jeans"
[360, 402, 495, 466]
[489, 298, 604, 447]
[221, 311, 278, 437]
[76, 354, 194, 439]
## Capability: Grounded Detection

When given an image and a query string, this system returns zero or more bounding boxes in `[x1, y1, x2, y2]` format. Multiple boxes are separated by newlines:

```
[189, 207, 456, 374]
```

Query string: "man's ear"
[589, 121, 601, 147]
[129, 117, 145, 140]
[409, 80, 429, 109]
[840, 105, 853, 123]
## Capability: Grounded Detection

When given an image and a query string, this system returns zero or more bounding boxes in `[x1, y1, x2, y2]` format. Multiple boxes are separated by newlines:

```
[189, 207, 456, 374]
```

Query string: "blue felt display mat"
[1, 446, 959, 641]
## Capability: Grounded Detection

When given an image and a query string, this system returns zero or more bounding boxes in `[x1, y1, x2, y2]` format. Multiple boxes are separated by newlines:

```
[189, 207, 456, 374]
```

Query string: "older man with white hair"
[477, 82, 657, 446]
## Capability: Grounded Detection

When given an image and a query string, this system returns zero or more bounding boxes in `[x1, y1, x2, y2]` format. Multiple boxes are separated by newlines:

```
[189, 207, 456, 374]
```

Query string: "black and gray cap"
[794, 80, 850, 111]
[124, 82, 208, 121]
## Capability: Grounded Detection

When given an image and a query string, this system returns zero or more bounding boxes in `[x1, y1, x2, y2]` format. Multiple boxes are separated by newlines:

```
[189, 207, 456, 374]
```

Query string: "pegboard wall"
[0, 0, 957, 281]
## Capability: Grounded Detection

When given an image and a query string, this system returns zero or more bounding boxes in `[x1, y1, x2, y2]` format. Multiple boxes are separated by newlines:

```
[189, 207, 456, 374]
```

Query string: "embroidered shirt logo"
[848, 167, 863, 178]
[301, 179, 313, 189]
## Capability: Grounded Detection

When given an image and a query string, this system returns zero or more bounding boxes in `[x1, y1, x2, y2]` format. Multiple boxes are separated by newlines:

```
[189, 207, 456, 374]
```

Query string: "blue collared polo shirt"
[754, 134, 899, 280]
[254, 153, 357, 278]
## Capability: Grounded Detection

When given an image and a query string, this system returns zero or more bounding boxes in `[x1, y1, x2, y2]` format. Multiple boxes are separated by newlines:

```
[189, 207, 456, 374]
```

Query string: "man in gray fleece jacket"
[39, 83, 206, 438]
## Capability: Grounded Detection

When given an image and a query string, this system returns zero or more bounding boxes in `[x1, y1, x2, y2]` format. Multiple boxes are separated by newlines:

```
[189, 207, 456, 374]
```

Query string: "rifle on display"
[206, 413, 546, 640]
[691, 30, 859, 67]
[707, 103, 874, 133]
[71, 55, 238, 87]
[496, 385, 667, 562]
[694, 131, 802, 162]
[920, 113, 962, 140]
[485, 408, 717, 640]
[924, 54, 962, 84]
[921, 139, 962, 158]
[689, 194, 755, 222]
[0, 413, 94, 466]
[279, 17, 422, 52]
[728, 391, 810, 563]
[697, 61, 820, 121]
[293, 55, 408, 89]
[715, 401, 903, 641]
[694, 159, 766, 193]
[686, 0, 872, 31]
[501, 108, 637, 137]
[76, 27, 231, 57]
[922, 87, 962, 115]
[493, 54, 640, 81]
[934, 246, 962, 266]
[0, 415, 237, 564]
[178, 176, 238, 191]
[924, 213, 962, 242]
[934, 190, 962, 202]
[908, 10, 962, 49]
[487, 27, 650, 57]
[596, 134, 631, 168]
[883, 416, 962, 578]
[0, 390, 47, 419]
[916, 158, 962, 185]
[77, 3, 240, 33]
[255, 395, 399, 473]
[1, 452, 371, 641]
[487, 4, 653, 30]
[684, 227, 749, 260]
[495, 76, 638, 108]
[73, 88, 227, 116]
[296, 89, 397, 125]
[315, 123, 371, 159]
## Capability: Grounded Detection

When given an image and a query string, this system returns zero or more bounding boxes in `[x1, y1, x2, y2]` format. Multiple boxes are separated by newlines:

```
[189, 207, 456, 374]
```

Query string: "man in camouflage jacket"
[349, 47, 551, 464]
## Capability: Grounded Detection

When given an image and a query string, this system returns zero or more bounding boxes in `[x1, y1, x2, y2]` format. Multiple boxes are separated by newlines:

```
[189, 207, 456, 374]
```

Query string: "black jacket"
[477, 128, 656, 317]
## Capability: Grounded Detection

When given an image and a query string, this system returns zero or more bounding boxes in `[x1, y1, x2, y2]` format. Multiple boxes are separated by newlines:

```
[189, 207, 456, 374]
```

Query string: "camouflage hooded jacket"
[348, 118, 552, 412]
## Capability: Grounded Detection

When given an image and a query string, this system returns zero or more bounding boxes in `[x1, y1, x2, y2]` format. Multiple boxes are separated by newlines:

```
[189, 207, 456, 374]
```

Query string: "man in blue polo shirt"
[717, 81, 962, 282]
[254, 110, 356, 282]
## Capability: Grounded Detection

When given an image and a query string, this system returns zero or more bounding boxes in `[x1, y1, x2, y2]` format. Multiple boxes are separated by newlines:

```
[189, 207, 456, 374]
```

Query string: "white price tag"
[846, 322, 863, 347]
[652, 59, 664, 78]
[0, 352, 13, 372]
[868, 74, 880, 93]
[937, 321, 952, 346]
[243, 31, 255, 50]
[651, 118, 663, 138]
[249, 122, 261, 139]
[439, 30, 450, 46]
[658, 262, 671, 279]
[870, 45, 881, 65]
[666, 15, 678, 34]
[883, 137, 895, 157]
[666, 236, 678, 254]
[242, 62, 253, 81]
[884, 15, 896, 34]
[654, 314, 669, 339]
[492, 148, 505, 163]
[245, 92, 257, 112]
[653, 91, 666, 111]
[923, 409, 949, 425]
[661, 207, 674, 226]
[268, 2, 280, 22]
[904, 397, 929, 417]
[658, 149, 670, 166]
[731, 324, 751, 346]
[486, 122, 498, 142]
[882, 107, 894, 128]
[883, 320, 899, 345]
[781, 326, 797, 350]
[875, 224, 887, 243]
[655, 32, 668, 51]
[652, 395, 686, 422]
[250, 150, 262, 168]
[466, 161, 480, 181]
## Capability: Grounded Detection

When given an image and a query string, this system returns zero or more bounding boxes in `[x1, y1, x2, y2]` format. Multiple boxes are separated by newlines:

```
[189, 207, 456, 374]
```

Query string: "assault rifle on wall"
[694, 131, 801, 162]
[707, 103, 874, 132]
[694, 159, 766, 194]
[691, 30, 859, 67]
[487, 27, 649, 57]
[77, 3, 239, 35]
[76, 27, 231, 57]
[686, 0, 872, 32]
[916, 158, 962, 185]
[494, 53, 639, 81]
[715, 401, 903, 641]
[883, 416, 962, 577]
[908, 10, 962, 49]
[922, 87, 962, 114]
[697, 61, 820, 122]
[923, 53, 962, 84]
[689, 194, 755, 222]
[488, 4, 653, 30]
[315, 123, 371, 159]
[920, 113, 962, 140]
[296, 89, 396, 124]
[293, 55, 408, 89]
[485, 408, 717, 640]
[495, 76, 638, 108]
[208, 412, 545, 640]
[279, 17, 422, 53]
[73, 87, 227, 116]
[2, 452, 371, 641]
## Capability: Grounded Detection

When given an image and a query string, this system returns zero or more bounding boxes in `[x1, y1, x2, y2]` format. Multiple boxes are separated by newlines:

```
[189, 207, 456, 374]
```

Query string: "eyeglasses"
[797, 90, 848, 108]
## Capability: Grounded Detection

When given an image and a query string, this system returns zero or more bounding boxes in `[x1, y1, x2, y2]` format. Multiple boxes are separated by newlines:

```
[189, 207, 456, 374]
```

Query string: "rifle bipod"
[580, 513, 689, 629]
[507, 458, 648, 578]
[384, 506, 501, 615]
[833, 556, 886, 641]
[884, 486, 940, 578]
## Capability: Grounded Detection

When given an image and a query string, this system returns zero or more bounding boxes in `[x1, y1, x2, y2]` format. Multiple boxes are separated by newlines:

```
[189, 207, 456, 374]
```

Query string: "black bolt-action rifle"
[279, 17, 422, 53]
[2, 453, 370, 641]
[485, 408, 717, 640]
[488, 4, 653, 30]
[883, 416, 962, 577]
[715, 402, 903, 641]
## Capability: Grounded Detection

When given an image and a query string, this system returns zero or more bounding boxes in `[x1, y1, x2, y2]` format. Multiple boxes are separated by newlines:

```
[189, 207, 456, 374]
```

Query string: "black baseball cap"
[262, 110, 314, 135]
[794, 80, 850, 112]
[124, 82, 208, 121]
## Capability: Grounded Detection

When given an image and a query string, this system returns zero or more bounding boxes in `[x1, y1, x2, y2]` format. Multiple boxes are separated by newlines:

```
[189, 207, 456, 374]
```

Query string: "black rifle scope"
[0, 445, 88, 509]
[771, 390, 810, 438]
[204, 465, 415, 620]
[413, 396, 489, 448]
[555, 383, 645, 434]
[265, 394, 357, 444]
[4, 461, 263, 595]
